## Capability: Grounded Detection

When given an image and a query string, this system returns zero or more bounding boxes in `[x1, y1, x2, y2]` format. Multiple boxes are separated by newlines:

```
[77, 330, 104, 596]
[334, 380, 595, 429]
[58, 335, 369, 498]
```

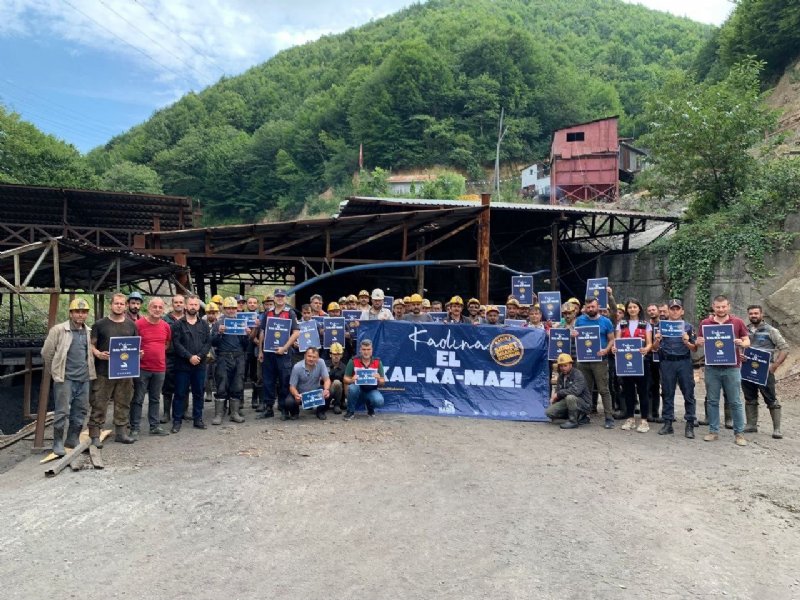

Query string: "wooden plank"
[1, 412, 54, 450]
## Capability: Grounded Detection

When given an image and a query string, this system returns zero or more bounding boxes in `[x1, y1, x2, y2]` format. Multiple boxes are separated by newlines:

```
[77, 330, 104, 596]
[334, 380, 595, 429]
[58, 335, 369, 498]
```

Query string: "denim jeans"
[704, 366, 745, 434]
[53, 379, 90, 431]
[173, 367, 207, 423]
[346, 384, 384, 413]
[130, 369, 165, 430]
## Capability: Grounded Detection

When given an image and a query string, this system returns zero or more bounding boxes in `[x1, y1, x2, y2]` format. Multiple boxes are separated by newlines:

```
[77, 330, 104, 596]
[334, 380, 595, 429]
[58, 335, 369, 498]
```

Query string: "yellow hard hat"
[329, 342, 344, 354]
[211, 294, 224, 305]
[263, 294, 273, 302]
[409, 293, 423, 303]
[486, 305, 499, 314]
[393, 298, 404, 306]
[69, 298, 90, 311]
[347, 294, 358, 302]
[616, 303, 625, 311]
[449, 295, 463, 306]
[533, 303, 541, 310]
[557, 353, 573, 365]
[467, 297, 480, 306]
[421, 299, 431, 308]
[358, 289, 370, 298]
[206, 302, 219, 312]
[327, 302, 340, 311]
[506, 298, 520, 307]
[222, 297, 238, 308]
[567, 297, 581, 306]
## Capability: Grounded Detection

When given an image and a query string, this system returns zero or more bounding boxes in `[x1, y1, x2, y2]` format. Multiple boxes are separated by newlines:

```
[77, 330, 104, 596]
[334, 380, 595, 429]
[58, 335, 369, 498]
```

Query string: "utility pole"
[494, 107, 508, 198]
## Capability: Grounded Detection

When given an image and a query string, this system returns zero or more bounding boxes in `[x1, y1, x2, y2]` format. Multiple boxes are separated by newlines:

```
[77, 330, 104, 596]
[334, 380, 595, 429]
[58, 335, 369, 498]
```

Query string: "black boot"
[658, 421, 674, 435]
[560, 409, 579, 429]
[577, 413, 590, 425]
[52, 426, 66, 457]
[685, 421, 695, 439]
[251, 384, 261, 409]
[64, 424, 80, 449]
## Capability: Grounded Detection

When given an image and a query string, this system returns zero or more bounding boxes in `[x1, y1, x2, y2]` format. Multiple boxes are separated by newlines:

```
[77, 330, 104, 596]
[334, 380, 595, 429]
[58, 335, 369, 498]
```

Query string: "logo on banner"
[489, 334, 524, 367]
[751, 361, 759, 369]
[624, 352, 633, 361]
[120, 352, 129, 360]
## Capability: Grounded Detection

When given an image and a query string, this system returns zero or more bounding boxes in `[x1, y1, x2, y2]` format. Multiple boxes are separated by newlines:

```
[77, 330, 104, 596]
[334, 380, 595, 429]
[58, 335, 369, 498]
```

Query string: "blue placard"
[108, 336, 141, 379]
[575, 325, 602, 362]
[497, 305, 506, 323]
[511, 276, 534, 306]
[343, 310, 361, 330]
[223, 317, 247, 336]
[702, 324, 737, 366]
[301, 388, 326, 409]
[356, 320, 550, 421]
[504, 319, 527, 328]
[298, 320, 321, 352]
[355, 367, 378, 386]
[323, 317, 345, 349]
[586, 277, 608, 308]
[741, 347, 770, 386]
[264, 317, 291, 353]
[548, 328, 571, 361]
[312, 315, 325, 327]
[429, 312, 447, 323]
[615, 338, 644, 377]
[238, 311, 258, 328]
[538, 292, 561, 322]
[382, 296, 394, 310]
[660, 320, 685, 338]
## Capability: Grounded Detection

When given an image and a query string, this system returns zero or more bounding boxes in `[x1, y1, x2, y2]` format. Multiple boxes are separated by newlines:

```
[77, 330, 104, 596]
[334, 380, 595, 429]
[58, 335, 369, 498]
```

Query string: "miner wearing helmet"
[41, 298, 97, 456]
[545, 354, 591, 429]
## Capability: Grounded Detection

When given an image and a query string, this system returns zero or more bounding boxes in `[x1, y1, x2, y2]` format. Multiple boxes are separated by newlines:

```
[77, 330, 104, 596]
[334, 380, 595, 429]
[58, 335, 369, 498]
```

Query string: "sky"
[0, 0, 735, 154]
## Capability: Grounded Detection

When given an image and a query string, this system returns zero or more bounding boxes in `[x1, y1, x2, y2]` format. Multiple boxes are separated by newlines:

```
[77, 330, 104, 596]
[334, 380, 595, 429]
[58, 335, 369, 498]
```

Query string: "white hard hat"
[371, 288, 385, 300]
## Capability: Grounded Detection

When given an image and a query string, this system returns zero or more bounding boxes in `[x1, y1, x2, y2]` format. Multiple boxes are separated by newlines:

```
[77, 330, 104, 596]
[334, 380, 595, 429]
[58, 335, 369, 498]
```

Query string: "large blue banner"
[358, 321, 550, 421]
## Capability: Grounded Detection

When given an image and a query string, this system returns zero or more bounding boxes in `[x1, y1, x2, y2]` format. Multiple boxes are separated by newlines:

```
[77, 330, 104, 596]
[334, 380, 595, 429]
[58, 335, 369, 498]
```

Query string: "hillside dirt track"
[1, 376, 799, 600]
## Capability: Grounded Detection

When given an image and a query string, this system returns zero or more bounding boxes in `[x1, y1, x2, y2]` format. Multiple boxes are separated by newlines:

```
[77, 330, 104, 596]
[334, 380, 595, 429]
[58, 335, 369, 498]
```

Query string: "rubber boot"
[237, 400, 245, 419]
[229, 399, 245, 423]
[560, 409, 579, 429]
[769, 407, 782, 439]
[52, 426, 66, 457]
[723, 403, 733, 430]
[160, 396, 171, 424]
[89, 425, 103, 448]
[212, 400, 224, 426]
[743, 404, 759, 433]
[64, 424, 80, 449]
[114, 425, 135, 444]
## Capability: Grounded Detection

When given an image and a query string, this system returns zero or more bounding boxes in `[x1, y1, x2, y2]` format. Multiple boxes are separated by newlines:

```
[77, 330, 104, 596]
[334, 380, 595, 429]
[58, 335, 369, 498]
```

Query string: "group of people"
[41, 284, 788, 456]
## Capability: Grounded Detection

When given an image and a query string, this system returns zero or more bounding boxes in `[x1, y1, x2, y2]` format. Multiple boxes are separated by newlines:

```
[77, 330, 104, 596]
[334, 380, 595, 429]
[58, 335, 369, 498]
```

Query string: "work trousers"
[53, 378, 90, 432]
[89, 375, 133, 429]
[741, 372, 779, 409]
[262, 352, 293, 411]
[215, 352, 245, 401]
[346, 384, 384, 413]
[621, 374, 649, 419]
[704, 366, 745, 434]
[130, 369, 165, 430]
[162, 355, 175, 403]
[283, 393, 327, 417]
[330, 380, 344, 409]
[608, 354, 623, 412]
[577, 360, 612, 418]
[173, 367, 207, 423]
[545, 394, 580, 420]
[660, 357, 696, 422]
[648, 358, 661, 418]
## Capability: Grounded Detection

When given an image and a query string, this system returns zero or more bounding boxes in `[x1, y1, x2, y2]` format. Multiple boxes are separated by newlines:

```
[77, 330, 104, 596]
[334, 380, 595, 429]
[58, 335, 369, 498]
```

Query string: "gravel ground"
[1, 377, 799, 600]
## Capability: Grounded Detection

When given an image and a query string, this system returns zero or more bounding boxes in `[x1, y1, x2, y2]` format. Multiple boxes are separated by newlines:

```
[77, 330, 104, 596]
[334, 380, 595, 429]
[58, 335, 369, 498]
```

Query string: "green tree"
[420, 171, 466, 199]
[640, 59, 777, 217]
[99, 160, 164, 194]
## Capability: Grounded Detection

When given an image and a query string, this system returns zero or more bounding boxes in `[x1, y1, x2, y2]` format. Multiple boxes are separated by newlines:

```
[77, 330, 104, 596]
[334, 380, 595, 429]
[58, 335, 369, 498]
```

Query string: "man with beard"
[506, 297, 521, 321]
[742, 305, 789, 439]
[361, 288, 393, 321]
[346, 294, 358, 310]
[203, 301, 219, 401]
[695, 295, 749, 446]
[160, 294, 185, 424]
[484, 305, 501, 325]
[258, 289, 301, 419]
[170, 295, 212, 432]
[126, 291, 144, 322]
[42, 298, 96, 456]
[465, 298, 485, 325]
[357, 290, 370, 311]
[403, 294, 433, 322]
[88, 292, 137, 446]
[574, 297, 616, 429]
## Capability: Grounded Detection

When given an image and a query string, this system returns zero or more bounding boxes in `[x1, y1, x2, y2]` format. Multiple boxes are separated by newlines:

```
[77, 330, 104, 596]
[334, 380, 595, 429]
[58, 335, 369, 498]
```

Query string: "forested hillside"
[84, 0, 711, 223]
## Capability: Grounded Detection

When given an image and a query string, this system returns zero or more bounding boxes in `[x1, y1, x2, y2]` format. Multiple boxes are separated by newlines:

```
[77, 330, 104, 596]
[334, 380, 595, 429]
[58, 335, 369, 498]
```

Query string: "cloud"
[0, 0, 416, 86]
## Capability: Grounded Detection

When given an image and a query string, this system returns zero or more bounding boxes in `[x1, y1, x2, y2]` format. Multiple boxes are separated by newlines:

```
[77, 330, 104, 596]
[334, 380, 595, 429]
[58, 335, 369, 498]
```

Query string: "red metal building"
[550, 116, 619, 204]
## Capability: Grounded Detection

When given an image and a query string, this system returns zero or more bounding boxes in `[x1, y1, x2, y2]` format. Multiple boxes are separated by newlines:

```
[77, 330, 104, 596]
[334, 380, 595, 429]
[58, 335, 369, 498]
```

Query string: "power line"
[96, 0, 212, 84]
[62, 0, 196, 88]
[132, 0, 228, 77]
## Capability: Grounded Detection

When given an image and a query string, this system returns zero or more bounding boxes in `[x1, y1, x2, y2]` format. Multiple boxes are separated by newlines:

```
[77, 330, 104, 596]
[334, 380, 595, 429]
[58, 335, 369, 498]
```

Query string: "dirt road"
[1, 380, 799, 600]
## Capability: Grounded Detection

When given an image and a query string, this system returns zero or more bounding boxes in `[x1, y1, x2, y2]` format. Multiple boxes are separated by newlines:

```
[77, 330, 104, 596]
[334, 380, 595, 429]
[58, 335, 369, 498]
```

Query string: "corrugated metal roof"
[339, 196, 680, 222]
